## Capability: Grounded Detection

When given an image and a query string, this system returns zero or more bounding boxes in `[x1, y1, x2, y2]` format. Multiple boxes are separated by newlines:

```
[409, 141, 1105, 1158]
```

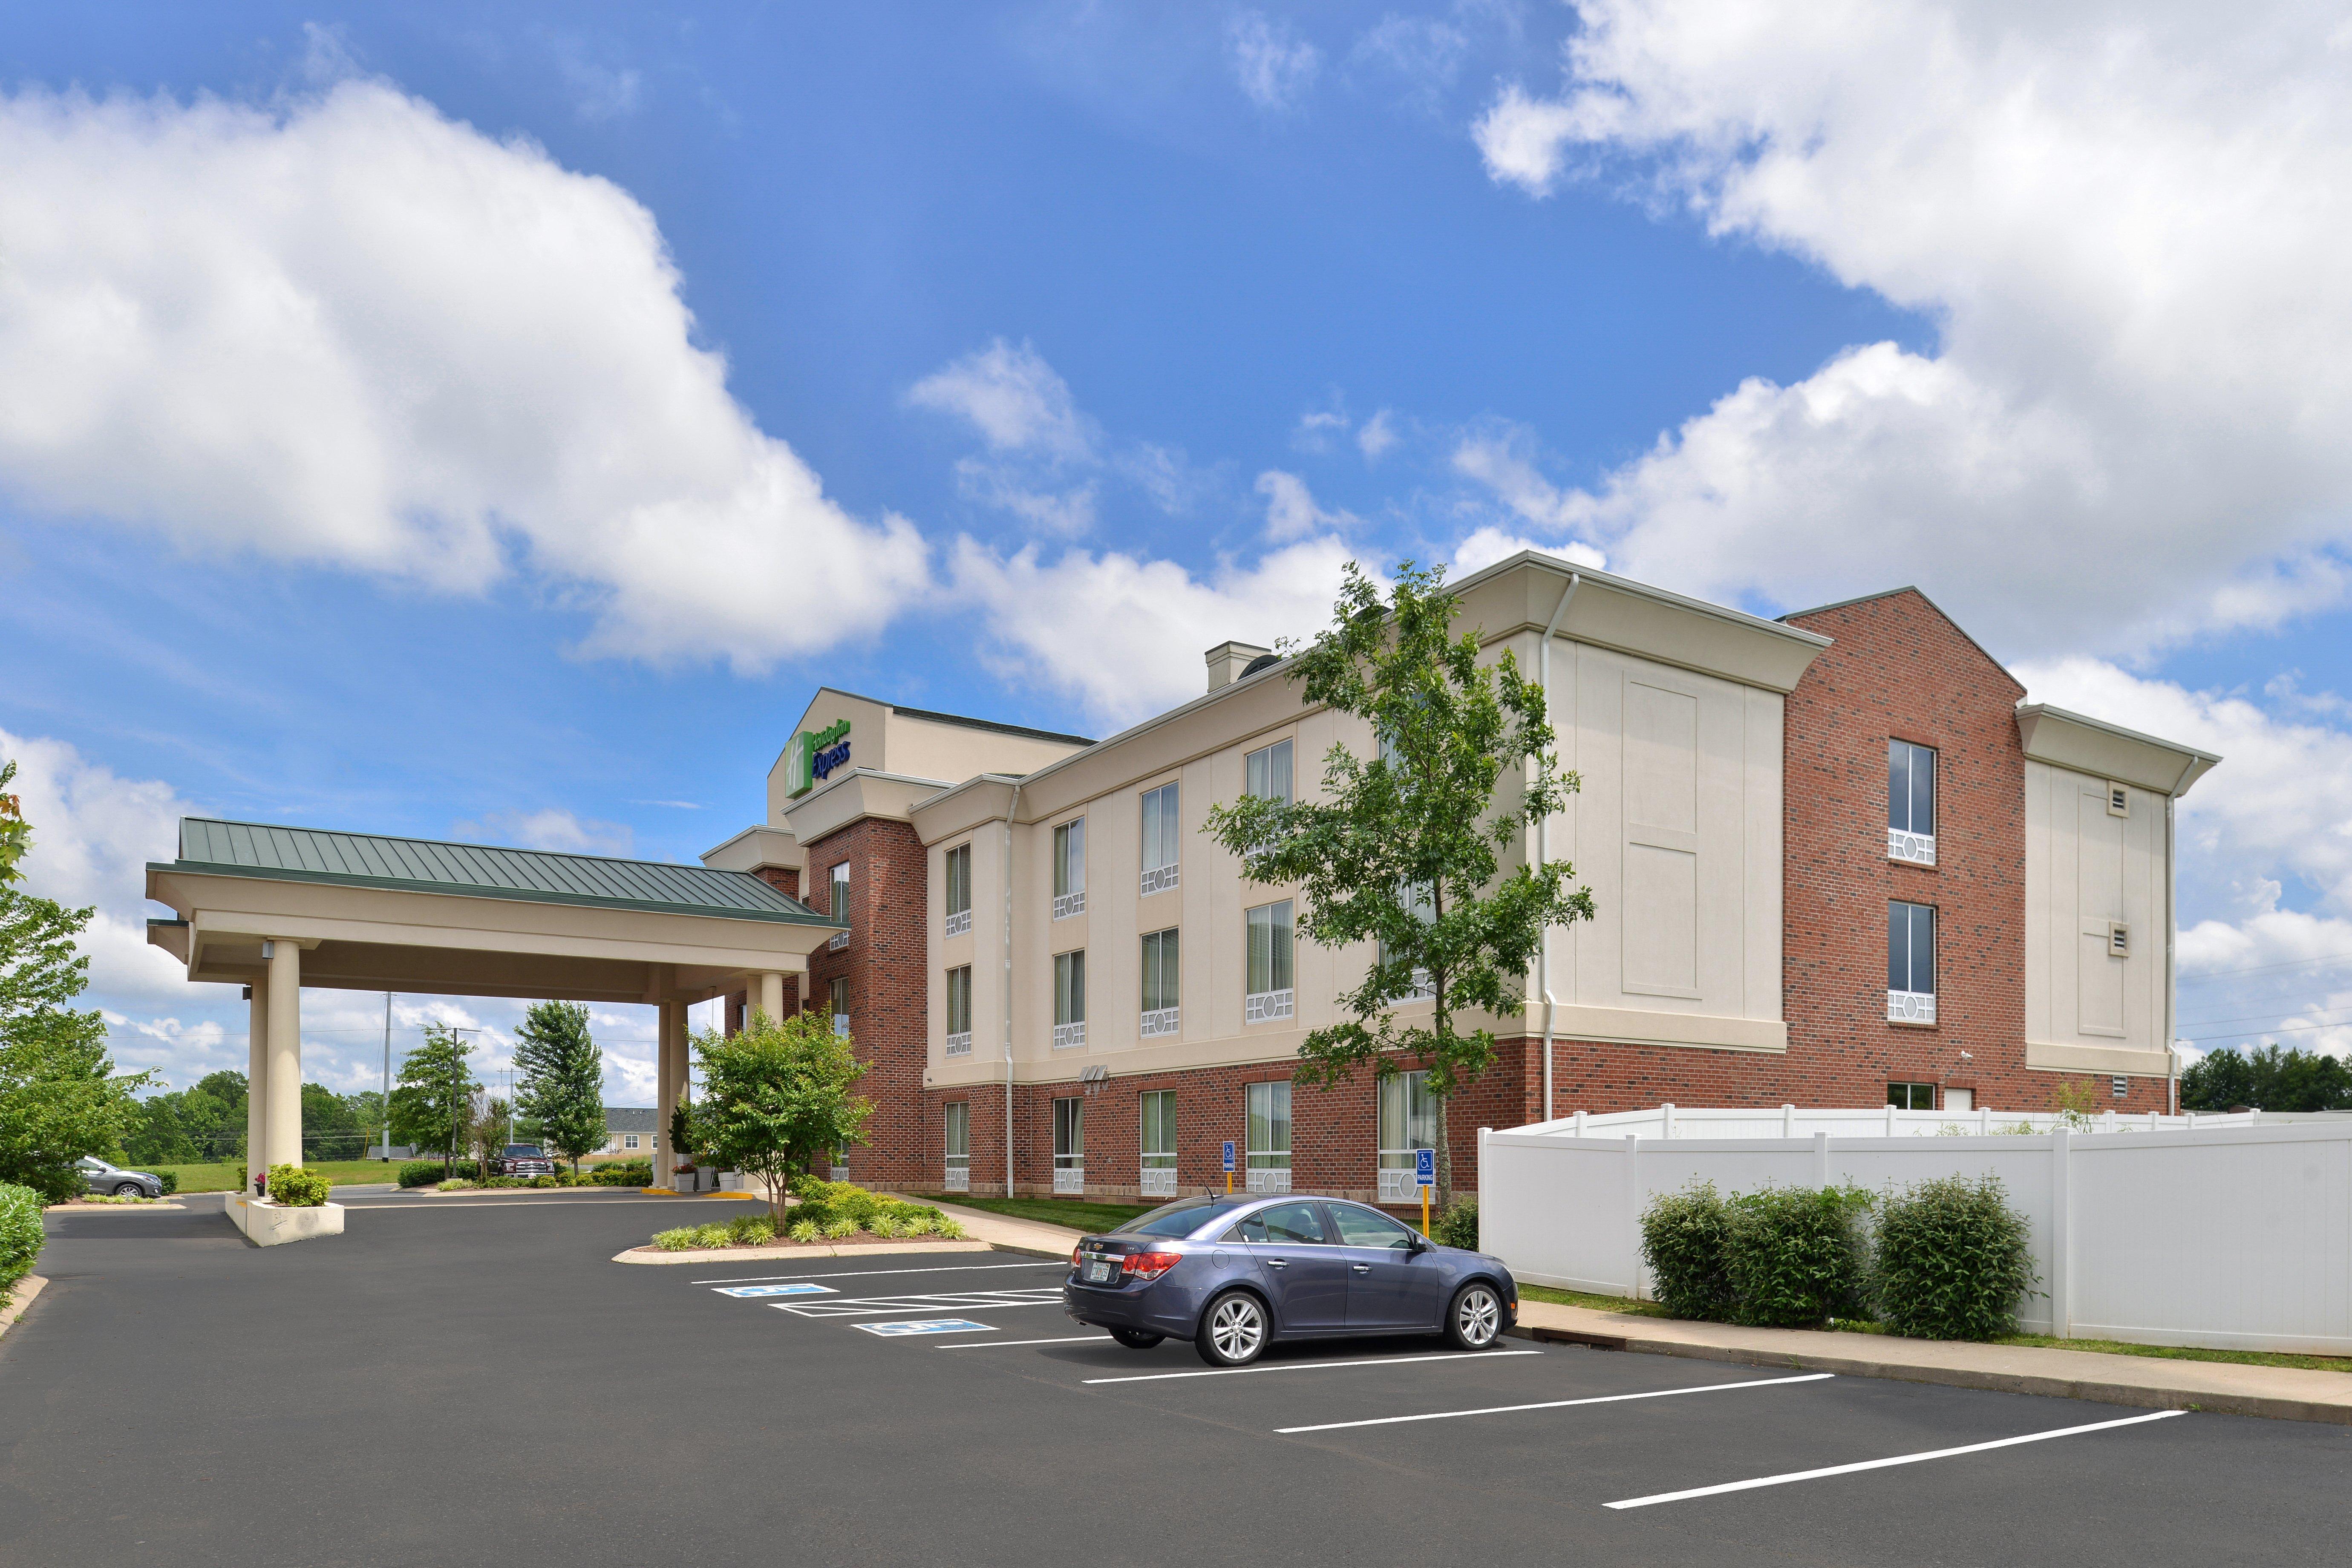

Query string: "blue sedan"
[1063, 1193, 1517, 1366]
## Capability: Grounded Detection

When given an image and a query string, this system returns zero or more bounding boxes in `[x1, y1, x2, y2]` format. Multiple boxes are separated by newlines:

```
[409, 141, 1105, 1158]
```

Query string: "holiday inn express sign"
[785, 719, 852, 797]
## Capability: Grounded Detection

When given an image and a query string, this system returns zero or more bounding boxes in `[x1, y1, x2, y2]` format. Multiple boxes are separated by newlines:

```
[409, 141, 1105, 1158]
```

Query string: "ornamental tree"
[1202, 561, 1595, 1204]
[692, 1007, 873, 1224]
[0, 758, 152, 1201]
[514, 1000, 607, 1175]
[389, 1024, 476, 1177]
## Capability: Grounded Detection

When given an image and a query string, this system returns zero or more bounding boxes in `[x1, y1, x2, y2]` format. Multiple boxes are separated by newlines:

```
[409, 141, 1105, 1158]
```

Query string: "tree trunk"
[1435, 1094, 1453, 1211]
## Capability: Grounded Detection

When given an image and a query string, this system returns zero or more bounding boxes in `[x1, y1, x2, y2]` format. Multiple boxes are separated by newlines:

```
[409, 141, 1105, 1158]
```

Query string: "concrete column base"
[225, 1196, 345, 1246]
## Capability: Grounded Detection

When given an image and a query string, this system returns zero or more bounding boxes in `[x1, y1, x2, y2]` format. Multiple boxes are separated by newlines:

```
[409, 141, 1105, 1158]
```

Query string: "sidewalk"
[1512, 1298, 2352, 1425]
[928, 1200, 1086, 1260]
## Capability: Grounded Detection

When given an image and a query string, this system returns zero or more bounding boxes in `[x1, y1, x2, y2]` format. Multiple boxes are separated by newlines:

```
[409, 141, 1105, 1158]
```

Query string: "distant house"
[595, 1107, 657, 1160]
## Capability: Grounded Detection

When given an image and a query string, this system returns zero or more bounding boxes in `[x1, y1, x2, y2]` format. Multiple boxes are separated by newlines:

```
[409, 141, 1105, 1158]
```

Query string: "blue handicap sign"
[856, 1319, 995, 1337]
[1414, 1147, 1436, 1189]
[1222, 1139, 1236, 1173]
[713, 1283, 835, 1298]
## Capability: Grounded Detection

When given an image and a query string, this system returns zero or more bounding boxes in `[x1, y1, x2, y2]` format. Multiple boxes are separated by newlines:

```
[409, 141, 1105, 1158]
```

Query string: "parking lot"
[3, 1193, 2346, 1567]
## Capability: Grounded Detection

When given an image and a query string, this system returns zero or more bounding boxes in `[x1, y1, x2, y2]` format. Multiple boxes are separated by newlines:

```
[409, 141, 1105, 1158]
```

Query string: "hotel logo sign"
[785, 719, 853, 798]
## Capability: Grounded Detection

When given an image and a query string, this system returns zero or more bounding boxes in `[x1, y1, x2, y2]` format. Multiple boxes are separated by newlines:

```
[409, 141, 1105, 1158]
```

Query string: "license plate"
[1084, 1260, 1117, 1283]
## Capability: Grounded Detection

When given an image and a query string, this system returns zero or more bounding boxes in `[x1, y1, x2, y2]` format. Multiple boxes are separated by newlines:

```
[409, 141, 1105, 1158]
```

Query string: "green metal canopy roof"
[156, 818, 839, 926]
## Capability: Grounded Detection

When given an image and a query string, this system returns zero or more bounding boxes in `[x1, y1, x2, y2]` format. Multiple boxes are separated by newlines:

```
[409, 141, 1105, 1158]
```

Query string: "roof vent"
[1240, 653, 1280, 679]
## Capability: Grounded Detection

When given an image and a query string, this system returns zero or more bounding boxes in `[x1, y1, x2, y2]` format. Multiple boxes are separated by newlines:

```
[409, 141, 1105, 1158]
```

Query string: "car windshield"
[1112, 1199, 1226, 1239]
[502, 1145, 543, 1158]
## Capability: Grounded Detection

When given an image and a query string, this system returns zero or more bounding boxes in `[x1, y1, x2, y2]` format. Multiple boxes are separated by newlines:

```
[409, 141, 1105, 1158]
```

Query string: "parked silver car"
[77, 1156, 164, 1199]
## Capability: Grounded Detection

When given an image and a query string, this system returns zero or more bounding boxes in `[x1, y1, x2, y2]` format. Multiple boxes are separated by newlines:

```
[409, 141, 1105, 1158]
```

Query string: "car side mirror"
[1407, 1234, 1430, 1255]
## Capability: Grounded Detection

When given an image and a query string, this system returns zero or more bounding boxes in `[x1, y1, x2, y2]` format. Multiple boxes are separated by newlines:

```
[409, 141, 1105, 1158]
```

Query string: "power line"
[2176, 1002, 2352, 1029]
[2180, 949, 2352, 983]
[2180, 1018, 2352, 1044]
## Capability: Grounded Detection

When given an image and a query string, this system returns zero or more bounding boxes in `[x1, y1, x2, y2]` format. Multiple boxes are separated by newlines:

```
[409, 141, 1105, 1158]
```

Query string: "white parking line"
[1603, 1408, 2189, 1510]
[1275, 1372, 1835, 1433]
[939, 1335, 1108, 1350]
[1084, 1349, 1541, 1385]
[689, 1261, 1061, 1286]
[773, 1288, 1068, 1319]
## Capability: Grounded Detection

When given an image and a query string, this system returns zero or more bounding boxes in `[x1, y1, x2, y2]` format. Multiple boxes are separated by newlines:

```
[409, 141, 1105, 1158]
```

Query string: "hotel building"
[697, 552, 2218, 1204]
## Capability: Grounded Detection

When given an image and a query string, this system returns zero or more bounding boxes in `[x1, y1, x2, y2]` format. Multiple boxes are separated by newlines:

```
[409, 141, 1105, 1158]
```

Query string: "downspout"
[1536, 572, 1580, 1125]
[1003, 779, 1023, 1199]
[2166, 755, 2196, 1117]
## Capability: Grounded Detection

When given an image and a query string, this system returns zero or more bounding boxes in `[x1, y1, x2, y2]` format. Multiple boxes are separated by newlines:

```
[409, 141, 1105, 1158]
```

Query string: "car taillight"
[1071, 1244, 1086, 1271]
[1124, 1251, 1181, 1281]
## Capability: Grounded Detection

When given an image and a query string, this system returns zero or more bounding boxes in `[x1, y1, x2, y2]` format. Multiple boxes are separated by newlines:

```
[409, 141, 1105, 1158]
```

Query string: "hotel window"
[1245, 1080, 1291, 1193]
[1245, 899, 1295, 1023]
[1887, 1082, 1937, 1110]
[828, 862, 851, 949]
[944, 966, 972, 1056]
[829, 977, 850, 1038]
[1140, 1089, 1177, 1197]
[1052, 1096, 1085, 1193]
[1140, 928, 1180, 1037]
[1888, 741, 1937, 865]
[1888, 901, 1936, 1024]
[1052, 818, 1087, 919]
[1378, 879, 1436, 1002]
[1377, 1070, 1437, 1204]
[1245, 738, 1292, 803]
[944, 1101, 970, 1191]
[1140, 782, 1181, 895]
[1053, 949, 1087, 1049]
[943, 843, 972, 937]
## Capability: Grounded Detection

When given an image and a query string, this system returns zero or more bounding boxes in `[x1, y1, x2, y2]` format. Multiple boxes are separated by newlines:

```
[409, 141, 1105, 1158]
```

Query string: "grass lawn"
[921, 1194, 1155, 1235]
[148, 1160, 412, 1193]
[1516, 1284, 2352, 1374]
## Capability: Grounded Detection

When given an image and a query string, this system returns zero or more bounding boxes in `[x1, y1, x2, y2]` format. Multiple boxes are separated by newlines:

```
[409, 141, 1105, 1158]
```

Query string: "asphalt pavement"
[2, 1191, 2344, 1567]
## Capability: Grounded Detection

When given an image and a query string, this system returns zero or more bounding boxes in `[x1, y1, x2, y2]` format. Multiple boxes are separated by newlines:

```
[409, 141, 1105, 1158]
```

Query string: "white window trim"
[1888, 989, 1937, 1025]
[1887, 828, 1937, 866]
[1244, 1167, 1291, 1194]
[1052, 1020, 1087, 1050]
[1053, 890, 1087, 919]
[945, 1164, 971, 1192]
[945, 1031, 972, 1057]
[1140, 862, 1179, 897]
[1052, 1166, 1086, 1194]
[1245, 988, 1294, 1025]
[1139, 1005, 1180, 1038]
[1140, 1167, 1177, 1198]
[944, 908, 971, 939]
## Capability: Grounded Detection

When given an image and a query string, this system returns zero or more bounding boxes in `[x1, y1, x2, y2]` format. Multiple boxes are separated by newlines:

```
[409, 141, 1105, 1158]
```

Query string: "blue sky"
[6, 2, 2352, 1107]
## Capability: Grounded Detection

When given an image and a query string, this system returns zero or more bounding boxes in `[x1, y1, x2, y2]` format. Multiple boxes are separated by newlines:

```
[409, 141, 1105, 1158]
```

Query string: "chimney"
[1205, 641, 1272, 693]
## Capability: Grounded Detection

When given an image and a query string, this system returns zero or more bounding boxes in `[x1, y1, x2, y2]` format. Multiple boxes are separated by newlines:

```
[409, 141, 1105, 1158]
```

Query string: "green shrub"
[1431, 1195, 1479, 1251]
[439, 1178, 476, 1191]
[1871, 1175, 2038, 1340]
[157, 1171, 179, 1196]
[934, 1218, 966, 1240]
[1640, 1182, 1735, 1322]
[0, 1183, 44, 1291]
[792, 1202, 835, 1231]
[787, 1219, 820, 1243]
[899, 1214, 934, 1237]
[651, 1227, 697, 1251]
[869, 1212, 903, 1239]
[591, 1161, 652, 1187]
[821, 1216, 858, 1240]
[266, 1164, 332, 1207]
[1721, 1186, 1873, 1327]
[727, 1214, 775, 1246]
[397, 1162, 445, 1189]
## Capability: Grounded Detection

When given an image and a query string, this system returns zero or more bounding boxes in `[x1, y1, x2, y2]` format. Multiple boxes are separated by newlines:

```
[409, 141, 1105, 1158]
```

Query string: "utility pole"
[380, 992, 393, 1159]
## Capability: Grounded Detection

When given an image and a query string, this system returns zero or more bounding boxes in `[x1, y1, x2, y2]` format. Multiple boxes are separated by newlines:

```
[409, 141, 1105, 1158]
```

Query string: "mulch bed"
[623, 1232, 970, 1255]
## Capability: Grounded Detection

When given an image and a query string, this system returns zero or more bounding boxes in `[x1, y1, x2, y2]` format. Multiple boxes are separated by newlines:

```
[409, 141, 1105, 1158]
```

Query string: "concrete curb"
[1505, 1315, 2352, 1425]
[43, 1202, 187, 1212]
[611, 1239, 994, 1265]
[0, 1274, 46, 1343]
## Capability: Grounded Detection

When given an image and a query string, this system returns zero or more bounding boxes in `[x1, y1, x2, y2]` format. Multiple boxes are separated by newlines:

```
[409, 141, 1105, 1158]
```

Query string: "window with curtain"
[1053, 1097, 1084, 1169]
[1888, 741, 1937, 865]
[1244, 738, 1293, 803]
[944, 843, 972, 935]
[1245, 900, 1294, 1022]
[1377, 1071, 1436, 1169]
[1140, 1090, 1176, 1170]
[1053, 818, 1086, 917]
[1140, 782, 1181, 894]
[1246, 1081, 1290, 1171]
[1053, 949, 1087, 1048]
[944, 966, 971, 1055]
[828, 977, 849, 1037]
[1140, 928, 1180, 1035]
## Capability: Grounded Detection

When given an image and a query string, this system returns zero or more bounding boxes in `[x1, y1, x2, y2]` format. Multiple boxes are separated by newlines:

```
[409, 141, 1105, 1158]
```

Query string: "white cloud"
[1451, 527, 1606, 576]
[908, 338, 1095, 461]
[1356, 408, 1400, 461]
[450, 807, 635, 857]
[1229, 10, 1323, 110]
[0, 79, 928, 674]
[950, 535, 1362, 727]
[1293, 408, 1351, 454]
[1352, 14, 1471, 104]
[1256, 470, 1360, 543]
[1465, 0, 2352, 659]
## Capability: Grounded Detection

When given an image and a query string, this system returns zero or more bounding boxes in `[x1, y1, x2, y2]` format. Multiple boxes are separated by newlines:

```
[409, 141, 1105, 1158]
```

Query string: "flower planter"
[225, 1196, 344, 1247]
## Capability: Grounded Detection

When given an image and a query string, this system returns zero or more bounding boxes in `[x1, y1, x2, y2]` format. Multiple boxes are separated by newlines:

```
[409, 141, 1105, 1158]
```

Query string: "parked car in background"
[492, 1144, 556, 1178]
[1064, 1193, 1518, 1366]
[76, 1156, 164, 1199]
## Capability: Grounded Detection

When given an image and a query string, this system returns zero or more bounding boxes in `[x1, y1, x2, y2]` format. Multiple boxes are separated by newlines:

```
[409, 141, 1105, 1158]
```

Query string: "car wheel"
[114, 1182, 144, 1198]
[1445, 1281, 1504, 1351]
[1110, 1328, 1164, 1350]
[1195, 1288, 1268, 1368]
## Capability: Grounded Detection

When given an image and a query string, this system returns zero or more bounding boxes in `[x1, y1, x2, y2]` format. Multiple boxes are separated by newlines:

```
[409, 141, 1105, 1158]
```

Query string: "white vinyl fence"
[1480, 1111, 2352, 1355]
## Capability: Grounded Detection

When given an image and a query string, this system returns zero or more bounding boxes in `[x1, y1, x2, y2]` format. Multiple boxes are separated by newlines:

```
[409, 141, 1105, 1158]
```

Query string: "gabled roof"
[1778, 585, 2018, 693]
[815, 686, 1094, 747]
[157, 819, 838, 926]
[604, 1107, 659, 1133]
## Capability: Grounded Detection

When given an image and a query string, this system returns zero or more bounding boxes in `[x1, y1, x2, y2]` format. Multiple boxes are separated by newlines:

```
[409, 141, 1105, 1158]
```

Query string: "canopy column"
[245, 976, 269, 1193]
[263, 939, 303, 1170]
[756, 971, 786, 1023]
[655, 998, 680, 1190]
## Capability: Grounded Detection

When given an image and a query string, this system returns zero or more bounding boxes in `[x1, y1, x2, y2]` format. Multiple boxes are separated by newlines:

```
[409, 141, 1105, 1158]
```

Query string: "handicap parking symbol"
[714, 1283, 837, 1298]
[856, 1319, 996, 1337]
